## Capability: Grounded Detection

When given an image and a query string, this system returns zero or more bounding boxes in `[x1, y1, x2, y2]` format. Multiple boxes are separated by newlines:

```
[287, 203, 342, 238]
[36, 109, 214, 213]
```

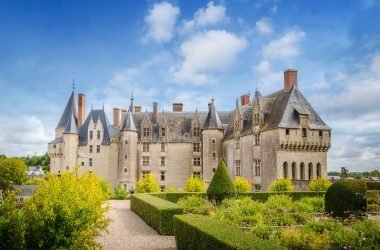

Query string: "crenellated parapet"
[279, 140, 331, 152]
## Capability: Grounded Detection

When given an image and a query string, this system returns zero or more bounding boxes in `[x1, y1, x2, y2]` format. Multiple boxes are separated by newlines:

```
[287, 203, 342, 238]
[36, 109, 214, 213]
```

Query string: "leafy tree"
[136, 173, 160, 193]
[207, 160, 237, 202]
[0, 154, 6, 160]
[24, 172, 110, 249]
[114, 184, 129, 199]
[183, 177, 205, 192]
[0, 158, 28, 190]
[309, 178, 332, 191]
[234, 177, 251, 193]
[269, 178, 294, 192]
[165, 185, 179, 193]
[369, 170, 380, 177]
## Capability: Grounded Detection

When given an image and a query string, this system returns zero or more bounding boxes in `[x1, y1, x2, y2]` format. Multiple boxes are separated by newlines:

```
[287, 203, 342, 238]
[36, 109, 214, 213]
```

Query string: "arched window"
[283, 162, 288, 178]
[317, 163, 321, 178]
[292, 162, 296, 180]
[308, 163, 313, 180]
[300, 162, 305, 180]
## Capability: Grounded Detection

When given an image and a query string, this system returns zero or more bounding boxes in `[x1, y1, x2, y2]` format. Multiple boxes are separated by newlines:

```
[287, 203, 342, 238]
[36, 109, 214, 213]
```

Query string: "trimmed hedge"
[367, 181, 380, 190]
[174, 215, 285, 250]
[207, 160, 237, 202]
[150, 192, 206, 203]
[130, 194, 183, 235]
[240, 191, 325, 202]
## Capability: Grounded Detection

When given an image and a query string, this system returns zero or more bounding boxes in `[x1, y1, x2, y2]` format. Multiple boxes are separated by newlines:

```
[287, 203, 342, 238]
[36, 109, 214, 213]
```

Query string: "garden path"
[97, 200, 177, 250]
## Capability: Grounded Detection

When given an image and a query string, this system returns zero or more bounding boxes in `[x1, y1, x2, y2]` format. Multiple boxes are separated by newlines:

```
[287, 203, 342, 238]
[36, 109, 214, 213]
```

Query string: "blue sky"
[0, 0, 379, 172]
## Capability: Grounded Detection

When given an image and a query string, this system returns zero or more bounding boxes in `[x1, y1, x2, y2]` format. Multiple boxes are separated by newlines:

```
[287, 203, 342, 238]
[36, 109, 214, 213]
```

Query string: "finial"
[236, 98, 239, 107]
[72, 72, 76, 92]
[102, 103, 104, 110]
[211, 97, 215, 103]
[91, 104, 93, 111]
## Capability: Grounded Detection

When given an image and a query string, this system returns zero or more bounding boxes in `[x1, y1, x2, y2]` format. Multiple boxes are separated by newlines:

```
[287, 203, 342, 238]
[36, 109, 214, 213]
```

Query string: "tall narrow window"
[143, 142, 150, 152]
[300, 162, 305, 180]
[161, 127, 166, 137]
[235, 138, 240, 149]
[90, 131, 93, 140]
[97, 130, 101, 140]
[302, 128, 307, 137]
[308, 163, 313, 180]
[89, 158, 93, 167]
[161, 142, 165, 152]
[283, 162, 288, 178]
[143, 157, 149, 166]
[292, 162, 297, 180]
[193, 127, 200, 136]
[193, 157, 201, 166]
[235, 160, 241, 176]
[89, 145, 93, 153]
[161, 157, 165, 166]
[193, 142, 200, 152]
[143, 127, 150, 137]
[97, 145, 100, 153]
[254, 160, 261, 176]
[254, 134, 260, 145]
[160, 171, 165, 181]
[124, 168, 127, 173]
[319, 131, 323, 137]
[286, 129, 290, 135]
[317, 163, 321, 178]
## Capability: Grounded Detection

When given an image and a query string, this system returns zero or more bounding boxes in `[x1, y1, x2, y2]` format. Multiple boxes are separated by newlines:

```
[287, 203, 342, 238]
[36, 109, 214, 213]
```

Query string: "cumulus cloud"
[181, 1, 227, 32]
[262, 30, 306, 59]
[143, 2, 180, 43]
[173, 30, 247, 84]
[255, 17, 273, 35]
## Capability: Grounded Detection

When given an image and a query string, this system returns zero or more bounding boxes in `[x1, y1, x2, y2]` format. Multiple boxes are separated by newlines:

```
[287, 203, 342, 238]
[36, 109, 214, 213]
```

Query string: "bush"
[269, 178, 294, 192]
[207, 160, 236, 202]
[309, 178, 332, 191]
[174, 214, 285, 250]
[130, 193, 183, 235]
[234, 177, 251, 193]
[0, 158, 27, 190]
[165, 185, 179, 193]
[367, 181, 380, 190]
[183, 177, 205, 192]
[136, 173, 160, 193]
[325, 179, 367, 218]
[177, 195, 215, 215]
[294, 196, 324, 213]
[114, 184, 129, 199]
[241, 191, 325, 202]
[152, 192, 206, 203]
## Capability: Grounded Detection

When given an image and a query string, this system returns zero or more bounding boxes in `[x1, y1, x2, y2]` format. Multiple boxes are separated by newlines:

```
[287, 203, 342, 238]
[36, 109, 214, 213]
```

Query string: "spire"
[129, 83, 134, 112]
[63, 112, 78, 134]
[203, 98, 223, 129]
[235, 98, 239, 108]
[56, 91, 78, 129]
[121, 110, 137, 131]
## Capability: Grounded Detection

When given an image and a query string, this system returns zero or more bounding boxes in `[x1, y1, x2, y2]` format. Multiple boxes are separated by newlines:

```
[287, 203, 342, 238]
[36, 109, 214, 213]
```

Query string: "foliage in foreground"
[136, 173, 160, 193]
[183, 177, 205, 192]
[113, 184, 129, 199]
[207, 160, 236, 202]
[0, 157, 28, 190]
[309, 177, 332, 191]
[177, 195, 215, 215]
[234, 177, 251, 193]
[269, 178, 294, 192]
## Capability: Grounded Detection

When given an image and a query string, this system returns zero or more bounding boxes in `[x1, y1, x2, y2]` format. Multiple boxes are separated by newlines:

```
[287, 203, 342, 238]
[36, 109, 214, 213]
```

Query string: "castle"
[48, 69, 331, 191]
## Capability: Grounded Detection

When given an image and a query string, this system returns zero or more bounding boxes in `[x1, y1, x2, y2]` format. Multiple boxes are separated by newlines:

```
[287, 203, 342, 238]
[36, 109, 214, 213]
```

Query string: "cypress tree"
[207, 160, 237, 202]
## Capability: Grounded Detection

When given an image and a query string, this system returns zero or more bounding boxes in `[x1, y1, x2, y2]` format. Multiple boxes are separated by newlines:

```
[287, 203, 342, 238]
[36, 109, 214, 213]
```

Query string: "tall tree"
[0, 158, 27, 190]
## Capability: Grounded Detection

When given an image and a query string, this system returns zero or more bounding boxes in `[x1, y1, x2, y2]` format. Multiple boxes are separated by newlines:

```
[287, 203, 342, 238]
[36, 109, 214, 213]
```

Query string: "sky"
[0, 0, 379, 172]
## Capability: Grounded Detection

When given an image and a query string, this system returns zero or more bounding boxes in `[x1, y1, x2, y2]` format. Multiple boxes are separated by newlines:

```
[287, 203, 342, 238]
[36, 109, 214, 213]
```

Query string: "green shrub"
[234, 177, 251, 193]
[269, 178, 294, 192]
[114, 184, 129, 199]
[150, 192, 207, 203]
[165, 185, 179, 193]
[183, 177, 205, 192]
[240, 191, 325, 202]
[174, 214, 285, 250]
[136, 173, 160, 193]
[130, 193, 183, 235]
[309, 178, 332, 191]
[177, 195, 215, 215]
[367, 181, 380, 190]
[294, 196, 325, 213]
[325, 179, 367, 218]
[207, 160, 236, 202]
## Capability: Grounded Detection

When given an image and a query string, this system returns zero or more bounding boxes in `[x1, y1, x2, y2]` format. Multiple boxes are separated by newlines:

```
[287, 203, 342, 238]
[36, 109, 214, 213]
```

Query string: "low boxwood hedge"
[150, 192, 206, 203]
[367, 181, 380, 190]
[130, 194, 183, 235]
[240, 191, 325, 202]
[173, 214, 285, 250]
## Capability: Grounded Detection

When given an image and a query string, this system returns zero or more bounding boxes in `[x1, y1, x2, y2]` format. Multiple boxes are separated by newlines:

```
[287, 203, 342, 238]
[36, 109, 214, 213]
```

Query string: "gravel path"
[97, 200, 176, 250]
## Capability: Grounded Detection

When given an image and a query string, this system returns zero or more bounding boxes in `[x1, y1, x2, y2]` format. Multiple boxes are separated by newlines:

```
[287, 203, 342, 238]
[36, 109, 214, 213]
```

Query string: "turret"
[62, 112, 79, 171]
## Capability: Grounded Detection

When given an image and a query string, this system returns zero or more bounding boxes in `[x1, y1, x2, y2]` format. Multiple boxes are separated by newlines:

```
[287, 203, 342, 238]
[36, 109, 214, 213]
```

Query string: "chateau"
[48, 69, 331, 191]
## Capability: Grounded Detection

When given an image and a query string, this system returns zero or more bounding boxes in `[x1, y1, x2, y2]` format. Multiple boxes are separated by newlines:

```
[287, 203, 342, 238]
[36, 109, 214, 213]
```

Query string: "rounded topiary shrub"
[325, 179, 367, 218]
[207, 160, 237, 202]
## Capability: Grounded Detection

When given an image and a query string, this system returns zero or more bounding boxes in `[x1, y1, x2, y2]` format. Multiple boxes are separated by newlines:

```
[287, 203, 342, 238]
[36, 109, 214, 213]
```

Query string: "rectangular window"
[193, 127, 200, 136]
[212, 152, 216, 158]
[142, 171, 150, 176]
[89, 158, 92, 167]
[97, 130, 101, 140]
[125, 154, 127, 159]
[161, 142, 165, 152]
[125, 140, 128, 144]
[143, 142, 150, 152]
[160, 185, 166, 192]
[254, 134, 260, 145]
[53, 144, 56, 148]
[81, 162, 84, 166]
[235, 139, 240, 149]
[161, 157, 165, 166]
[254, 184, 261, 191]
[286, 129, 290, 135]
[161, 127, 166, 137]
[124, 168, 127, 173]
[235, 160, 241, 176]
[212, 139, 216, 144]
[160, 171, 165, 181]
[254, 160, 261, 176]
[193, 172, 201, 178]
[193, 142, 200, 152]
[143, 156, 149, 166]
[90, 131, 93, 140]
[319, 131, 323, 137]
[89, 145, 93, 153]
[97, 145, 100, 153]
[302, 128, 307, 137]
[193, 157, 201, 166]
[143, 127, 150, 137]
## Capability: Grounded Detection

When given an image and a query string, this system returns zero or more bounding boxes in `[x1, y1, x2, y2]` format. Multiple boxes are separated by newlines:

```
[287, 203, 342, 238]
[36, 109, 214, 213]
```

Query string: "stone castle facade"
[48, 69, 331, 191]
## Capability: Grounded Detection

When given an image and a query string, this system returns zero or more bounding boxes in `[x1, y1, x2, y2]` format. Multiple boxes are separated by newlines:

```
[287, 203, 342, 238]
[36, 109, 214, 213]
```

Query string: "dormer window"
[161, 128, 166, 137]
[143, 142, 150, 152]
[254, 113, 260, 125]
[193, 127, 200, 136]
[302, 128, 307, 137]
[235, 138, 240, 149]
[143, 127, 150, 137]
[286, 129, 290, 135]
[235, 120, 240, 130]
[319, 131, 323, 137]
[97, 130, 101, 140]
[90, 131, 93, 140]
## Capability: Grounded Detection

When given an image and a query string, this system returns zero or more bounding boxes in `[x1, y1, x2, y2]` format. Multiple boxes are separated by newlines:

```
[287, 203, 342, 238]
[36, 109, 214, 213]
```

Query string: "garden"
[131, 160, 380, 250]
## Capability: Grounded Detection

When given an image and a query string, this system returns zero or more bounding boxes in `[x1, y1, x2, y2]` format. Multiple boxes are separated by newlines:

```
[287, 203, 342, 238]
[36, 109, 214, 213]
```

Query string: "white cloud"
[362, 0, 377, 9]
[262, 30, 306, 59]
[181, 1, 227, 32]
[143, 2, 180, 43]
[173, 30, 247, 84]
[254, 60, 271, 74]
[255, 17, 273, 35]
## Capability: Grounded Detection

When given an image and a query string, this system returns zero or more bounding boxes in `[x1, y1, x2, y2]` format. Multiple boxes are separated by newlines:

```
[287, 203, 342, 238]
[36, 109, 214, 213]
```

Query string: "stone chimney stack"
[172, 103, 183, 112]
[240, 94, 250, 106]
[78, 93, 85, 127]
[284, 69, 298, 93]
[152, 102, 158, 123]
[113, 108, 120, 127]
[135, 106, 142, 112]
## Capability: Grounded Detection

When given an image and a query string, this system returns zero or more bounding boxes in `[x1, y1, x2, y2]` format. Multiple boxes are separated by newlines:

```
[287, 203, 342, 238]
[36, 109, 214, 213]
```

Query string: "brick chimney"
[152, 102, 158, 123]
[78, 93, 85, 127]
[240, 94, 250, 106]
[284, 69, 297, 93]
[113, 108, 120, 127]
[173, 103, 183, 112]
[135, 106, 142, 112]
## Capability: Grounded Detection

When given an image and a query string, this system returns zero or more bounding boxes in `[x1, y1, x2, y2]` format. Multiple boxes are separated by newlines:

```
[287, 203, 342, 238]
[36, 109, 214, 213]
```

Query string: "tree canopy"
[0, 158, 28, 190]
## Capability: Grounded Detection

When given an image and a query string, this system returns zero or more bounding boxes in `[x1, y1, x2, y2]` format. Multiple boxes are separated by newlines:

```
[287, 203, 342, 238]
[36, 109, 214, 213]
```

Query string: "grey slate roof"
[11, 185, 38, 196]
[56, 91, 78, 129]
[48, 137, 63, 144]
[203, 100, 223, 129]
[63, 113, 78, 134]
[120, 110, 137, 131]
[78, 109, 111, 145]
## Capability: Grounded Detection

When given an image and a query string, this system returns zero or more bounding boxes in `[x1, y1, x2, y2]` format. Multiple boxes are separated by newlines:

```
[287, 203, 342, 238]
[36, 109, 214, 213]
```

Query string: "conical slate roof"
[121, 110, 137, 131]
[56, 91, 78, 129]
[63, 113, 78, 134]
[203, 99, 223, 129]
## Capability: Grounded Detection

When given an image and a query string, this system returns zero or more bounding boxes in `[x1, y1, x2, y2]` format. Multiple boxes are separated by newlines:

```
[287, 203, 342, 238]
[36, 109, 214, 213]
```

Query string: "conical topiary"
[207, 160, 237, 202]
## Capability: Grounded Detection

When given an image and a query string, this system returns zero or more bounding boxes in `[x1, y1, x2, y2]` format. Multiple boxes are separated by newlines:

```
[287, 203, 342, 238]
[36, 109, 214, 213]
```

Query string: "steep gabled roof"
[56, 91, 78, 129]
[203, 99, 223, 129]
[63, 113, 78, 134]
[78, 109, 111, 145]
[120, 110, 137, 132]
